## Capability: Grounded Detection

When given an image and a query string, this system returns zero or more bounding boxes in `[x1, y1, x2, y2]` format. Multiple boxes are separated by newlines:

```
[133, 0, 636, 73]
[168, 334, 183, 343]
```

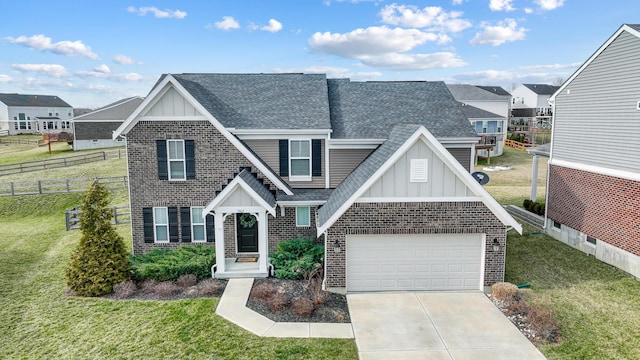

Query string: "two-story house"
[0, 93, 74, 135]
[510, 84, 559, 144]
[114, 73, 521, 293]
[545, 24, 640, 279]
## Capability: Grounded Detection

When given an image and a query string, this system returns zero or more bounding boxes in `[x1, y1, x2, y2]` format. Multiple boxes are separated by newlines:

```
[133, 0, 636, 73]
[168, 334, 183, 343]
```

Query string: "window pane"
[475, 122, 483, 133]
[488, 121, 497, 133]
[168, 141, 184, 160]
[170, 161, 185, 179]
[291, 159, 310, 176]
[154, 208, 168, 224]
[193, 225, 205, 241]
[191, 207, 204, 224]
[296, 207, 310, 226]
[155, 226, 168, 241]
[291, 140, 310, 157]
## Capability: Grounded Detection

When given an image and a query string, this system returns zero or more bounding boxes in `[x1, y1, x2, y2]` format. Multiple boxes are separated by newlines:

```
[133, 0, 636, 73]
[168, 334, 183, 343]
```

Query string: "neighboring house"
[510, 84, 559, 144]
[546, 24, 640, 279]
[72, 97, 143, 151]
[114, 73, 522, 293]
[447, 84, 510, 156]
[0, 93, 73, 135]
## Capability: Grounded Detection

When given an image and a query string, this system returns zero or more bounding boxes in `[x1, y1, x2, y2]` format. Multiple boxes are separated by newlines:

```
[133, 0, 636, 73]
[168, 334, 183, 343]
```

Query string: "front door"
[236, 213, 258, 253]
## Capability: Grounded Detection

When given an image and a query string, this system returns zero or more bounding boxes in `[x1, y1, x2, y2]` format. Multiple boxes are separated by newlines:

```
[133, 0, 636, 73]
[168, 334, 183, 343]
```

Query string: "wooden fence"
[504, 139, 536, 151]
[0, 176, 127, 197]
[0, 137, 44, 147]
[0, 149, 126, 177]
[65, 205, 131, 231]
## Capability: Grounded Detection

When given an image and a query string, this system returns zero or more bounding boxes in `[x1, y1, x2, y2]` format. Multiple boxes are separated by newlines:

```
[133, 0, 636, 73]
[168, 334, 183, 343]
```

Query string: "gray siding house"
[114, 73, 521, 293]
[546, 24, 640, 279]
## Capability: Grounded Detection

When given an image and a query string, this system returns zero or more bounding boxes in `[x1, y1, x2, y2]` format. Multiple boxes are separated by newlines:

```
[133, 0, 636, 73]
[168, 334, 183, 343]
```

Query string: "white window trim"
[296, 206, 311, 227]
[585, 235, 597, 248]
[191, 207, 206, 243]
[153, 207, 169, 243]
[552, 220, 561, 232]
[289, 139, 312, 182]
[167, 139, 186, 181]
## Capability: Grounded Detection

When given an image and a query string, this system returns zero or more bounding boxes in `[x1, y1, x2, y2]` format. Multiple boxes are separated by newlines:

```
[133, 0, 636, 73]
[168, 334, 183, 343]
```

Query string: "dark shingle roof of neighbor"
[277, 188, 334, 202]
[0, 93, 72, 107]
[318, 123, 423, 225]
[237, 169, 276, 208]
[523, 84, 560, 95]
[458, 103, 504, 119]
[329, 80, 477, 139]
[446, 84, 509, 102]
[627, 24, 640, 32]
[171, 73, 332, 130]
[475, 85, 511, 96]
[73, 97, 143, 121]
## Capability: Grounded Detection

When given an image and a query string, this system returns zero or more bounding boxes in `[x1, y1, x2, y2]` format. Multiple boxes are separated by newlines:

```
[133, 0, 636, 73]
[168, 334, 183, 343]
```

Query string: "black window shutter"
[206, 214, 215, 243]
[312, 139, 322, 176]
[156, 140, 168, 180]
[180, 207, 191, 243]
[168, 207, 179, 243]
[279, 140, 289, 176]
[143, 208, 154, 243]
[185, 140, 196, 179]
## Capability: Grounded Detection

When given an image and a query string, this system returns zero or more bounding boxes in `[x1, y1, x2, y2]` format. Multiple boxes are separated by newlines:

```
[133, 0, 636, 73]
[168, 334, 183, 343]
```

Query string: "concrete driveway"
[347, 292, 546, 360]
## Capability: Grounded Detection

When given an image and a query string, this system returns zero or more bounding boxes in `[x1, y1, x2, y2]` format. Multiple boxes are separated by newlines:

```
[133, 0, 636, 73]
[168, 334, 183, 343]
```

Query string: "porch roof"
[203, 169, 276, 216]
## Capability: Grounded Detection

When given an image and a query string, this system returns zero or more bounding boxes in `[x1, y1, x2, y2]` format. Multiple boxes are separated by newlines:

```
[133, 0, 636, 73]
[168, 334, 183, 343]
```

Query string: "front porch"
[213, 257, 271, 279]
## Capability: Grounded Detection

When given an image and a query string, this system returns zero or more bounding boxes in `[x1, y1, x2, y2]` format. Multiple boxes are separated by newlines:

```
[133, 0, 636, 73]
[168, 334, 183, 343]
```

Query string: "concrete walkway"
[215, 278, 354, 338]
[348, 292, 546, 360]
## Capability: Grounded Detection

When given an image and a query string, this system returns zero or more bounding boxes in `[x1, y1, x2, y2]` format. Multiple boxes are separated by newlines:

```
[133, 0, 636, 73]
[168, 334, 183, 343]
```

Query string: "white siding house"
[0, 93, 73, 135]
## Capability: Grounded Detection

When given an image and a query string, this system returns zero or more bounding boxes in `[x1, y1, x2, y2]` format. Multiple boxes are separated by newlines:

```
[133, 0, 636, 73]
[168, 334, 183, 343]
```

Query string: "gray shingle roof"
[0, 93, 72, 107]
[277, 189, 334, 202]
[522, 84, 560, 95]
[627, 24, 640, 32]
[458, 103, 503, 119]
[74, 97, 143, 121]
[329, 80, 477, 139]
[475, 86, 511, 97]
[446, 84, 509, 101]
[237, 169, 276, 208]
[318, 124, 422, 225]
[171, 73, 332, 130]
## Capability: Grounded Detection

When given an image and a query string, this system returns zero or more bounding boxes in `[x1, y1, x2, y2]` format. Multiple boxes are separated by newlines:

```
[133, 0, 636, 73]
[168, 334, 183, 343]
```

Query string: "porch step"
[214, 271, 269, 279]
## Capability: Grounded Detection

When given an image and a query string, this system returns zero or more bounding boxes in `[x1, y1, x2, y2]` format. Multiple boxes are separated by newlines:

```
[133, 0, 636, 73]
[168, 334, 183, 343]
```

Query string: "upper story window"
[156, 139, 195, 181]
[290, 140, 311, 181]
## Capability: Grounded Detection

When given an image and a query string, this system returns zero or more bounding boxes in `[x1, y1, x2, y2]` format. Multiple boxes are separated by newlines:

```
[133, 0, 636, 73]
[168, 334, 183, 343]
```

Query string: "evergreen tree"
[65, 180, 130, 296]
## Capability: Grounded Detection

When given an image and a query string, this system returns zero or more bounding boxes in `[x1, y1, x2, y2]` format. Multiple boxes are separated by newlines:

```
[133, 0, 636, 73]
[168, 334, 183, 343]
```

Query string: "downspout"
[543, 97, 556, 230]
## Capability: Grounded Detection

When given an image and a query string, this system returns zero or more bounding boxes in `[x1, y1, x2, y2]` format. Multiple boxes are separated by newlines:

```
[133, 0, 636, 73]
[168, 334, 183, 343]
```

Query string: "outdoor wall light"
[333, 239, 341, 253]
[493, 238, 500, 252]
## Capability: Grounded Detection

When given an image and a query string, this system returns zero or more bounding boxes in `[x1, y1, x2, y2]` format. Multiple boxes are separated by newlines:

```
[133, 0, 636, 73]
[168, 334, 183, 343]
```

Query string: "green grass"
[0, 140, 74, 164]
[505, 227, 640, 359]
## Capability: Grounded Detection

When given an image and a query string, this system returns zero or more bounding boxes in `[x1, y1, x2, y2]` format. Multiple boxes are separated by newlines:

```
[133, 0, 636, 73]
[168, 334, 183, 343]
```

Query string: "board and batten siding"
[147, 87, 202, 117]
[243, 139, 326, 188]
[329, 148, 373, 187]
[552, 31, 640, 174]
[360, 139, 470, 198]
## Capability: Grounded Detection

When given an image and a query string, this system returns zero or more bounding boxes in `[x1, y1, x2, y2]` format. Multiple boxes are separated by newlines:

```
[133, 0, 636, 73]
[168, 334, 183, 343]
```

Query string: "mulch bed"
[100, 278, 228, 301]
[488, 293, 560, 345]
[246, 278, 351, 323]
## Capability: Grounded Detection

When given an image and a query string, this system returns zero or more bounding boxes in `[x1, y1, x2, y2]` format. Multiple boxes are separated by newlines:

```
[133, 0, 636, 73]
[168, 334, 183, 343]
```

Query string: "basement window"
[552, 221, 561, 231]
[586, 236, 597, 246]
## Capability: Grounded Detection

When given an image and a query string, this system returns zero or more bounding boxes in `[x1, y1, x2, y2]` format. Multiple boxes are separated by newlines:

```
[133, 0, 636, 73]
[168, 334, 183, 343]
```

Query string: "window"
[153, 207, 169, 243]
[586, 236, 597, 245]
[552, 221, 561, 231]
[191, 207, 206, 242]
[497, 121, 503, 133]
[168, 140, 186, 180]
[296, 207, 310, 227]
[290, 140, 311, 180]
[475, 121, 483, 134]
[410, 159, 429, 182]
[18, 113, 27, 130]
[487, 121, 497, 134]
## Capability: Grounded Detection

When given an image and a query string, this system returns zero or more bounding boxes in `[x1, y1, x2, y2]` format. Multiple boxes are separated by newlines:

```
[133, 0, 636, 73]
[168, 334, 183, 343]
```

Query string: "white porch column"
[530, 154, 539, 201]
[258, 211, 268, 273]
[214, 212, 226, 274]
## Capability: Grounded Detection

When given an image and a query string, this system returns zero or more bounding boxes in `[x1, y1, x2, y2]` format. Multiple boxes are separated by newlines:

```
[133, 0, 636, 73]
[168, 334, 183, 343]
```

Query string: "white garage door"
[346, 234, 484, 292]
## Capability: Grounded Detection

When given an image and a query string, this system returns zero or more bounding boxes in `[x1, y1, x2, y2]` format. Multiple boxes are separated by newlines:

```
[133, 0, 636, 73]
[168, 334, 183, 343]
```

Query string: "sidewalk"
[215, 278, 354, 338]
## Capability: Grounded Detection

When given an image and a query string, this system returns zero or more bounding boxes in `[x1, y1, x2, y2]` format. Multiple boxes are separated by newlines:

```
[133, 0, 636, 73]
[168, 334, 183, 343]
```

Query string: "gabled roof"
[0, 93, 72, 108]
[171, 73, 332, 130]
[203, 169, 276, 216]
[317, 124, 522, 235]
[551, 24, 640, 101]
[522, 84, 559, 95]
[329, 80, 478, 139]
[73, 97, 143, 121]
[476, 86, 511, 97]
[447, 84, 509, 102]
[458, 103, 504, 119]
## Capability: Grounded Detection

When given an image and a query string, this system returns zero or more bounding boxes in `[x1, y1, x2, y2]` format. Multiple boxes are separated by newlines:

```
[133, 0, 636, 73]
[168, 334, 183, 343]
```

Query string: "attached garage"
[346, 234, 485, 292]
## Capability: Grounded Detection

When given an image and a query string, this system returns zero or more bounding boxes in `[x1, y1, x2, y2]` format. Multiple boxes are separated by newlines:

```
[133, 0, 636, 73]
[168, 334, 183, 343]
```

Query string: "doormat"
[236, 257, 258, 263]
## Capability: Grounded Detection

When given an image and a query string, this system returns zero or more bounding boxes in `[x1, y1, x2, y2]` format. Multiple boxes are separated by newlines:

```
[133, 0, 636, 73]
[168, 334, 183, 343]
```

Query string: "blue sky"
[0, 0, 637, 108]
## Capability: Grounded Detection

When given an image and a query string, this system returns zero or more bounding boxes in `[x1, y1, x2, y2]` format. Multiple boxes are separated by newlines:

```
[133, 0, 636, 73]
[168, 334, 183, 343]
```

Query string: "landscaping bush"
[270, 238, 324, 280]
[176, 274, 197, 288]
[130, 245, 215, 281]
[199, 279, 224, 296]
[267, 292, 289, 312]
[139, 278, 158, 294]
[252, 281, 277, 301]
[113, 280, 137, 299]
[291, 297, 315, 317]
[523, 199, 545, 216]
[492, 282, 519, 302]
[155, 281, 180, 298]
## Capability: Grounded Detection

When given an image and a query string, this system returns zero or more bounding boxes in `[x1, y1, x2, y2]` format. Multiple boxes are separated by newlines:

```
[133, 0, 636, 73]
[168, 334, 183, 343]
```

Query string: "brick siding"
[325, 202, 507, 289]
[267, 206, 319, 251]
[548, 164, 640, 256]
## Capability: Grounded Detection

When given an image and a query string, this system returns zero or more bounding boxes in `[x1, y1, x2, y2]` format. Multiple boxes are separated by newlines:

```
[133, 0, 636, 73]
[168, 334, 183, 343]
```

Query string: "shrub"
[492, 282, 519, 302]
[130, 245, 215, 281]
[199, 279, 224, 296]
[528, 303, 560, 344]
[155, 281, 180, 298]
[139, 278, 158, 294]
[176, 274, 197, 288]
[522, 199, 545, 216]
[65, 181, 130, 297]
[291, 297, 315, 317]
[267, 292, 289, 312]
[113, 280, 137, 299]
[252, 281, 277, 301]
[306, 266, 329, 305]
[270, 238, 324, 280]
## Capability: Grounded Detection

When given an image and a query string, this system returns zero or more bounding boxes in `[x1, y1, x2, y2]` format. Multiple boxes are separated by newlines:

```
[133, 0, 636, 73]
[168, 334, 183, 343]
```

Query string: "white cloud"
[357, 52, 467, 70]
[309, 26, 442, 58]
[273, 66, 382, 80]
[379, 4, 472, 33]
[113, 54, 142, 65]
[76, 69, 144, 82]
[489, 0, 515, 12]
[453, 68, 573, 87]
[524, 7, 534, 14]
[535, 0, 564, 10]
[261, 19, 283, 33]
[94, 64, 111, 73]
[212, 16, 240, 30]
[470, 19, 527, 46]
[0, 74, 13, 83]
[11, 63, 68, 78]
[5, 34, 98, 59]
[127, 6, 187, 19]
[520, 62, 581, 70]
[452, 0, 465, 4]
